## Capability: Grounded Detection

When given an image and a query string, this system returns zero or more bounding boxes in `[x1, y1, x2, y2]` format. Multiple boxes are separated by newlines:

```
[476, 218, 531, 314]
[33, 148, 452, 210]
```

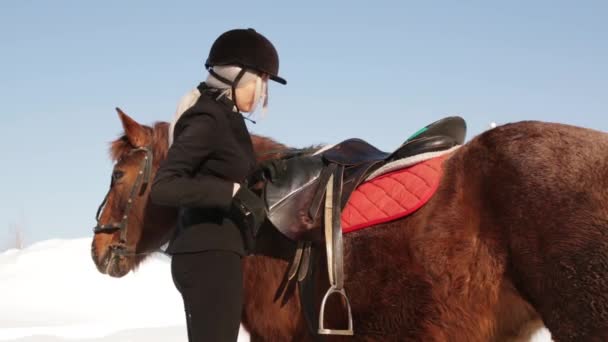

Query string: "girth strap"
[298, 242, 313, 282]
[297, 244, 322, 340]
[287, 241, 314, 283]
[288, 242, 306, 281]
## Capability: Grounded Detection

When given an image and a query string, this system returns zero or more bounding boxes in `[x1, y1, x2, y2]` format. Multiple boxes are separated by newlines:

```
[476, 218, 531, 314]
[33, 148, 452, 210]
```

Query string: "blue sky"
[1, 0, 607, 248]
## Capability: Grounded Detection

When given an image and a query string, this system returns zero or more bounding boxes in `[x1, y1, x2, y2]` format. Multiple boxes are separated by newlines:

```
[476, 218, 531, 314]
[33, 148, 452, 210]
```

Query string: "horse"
[92, 108, 608, 341]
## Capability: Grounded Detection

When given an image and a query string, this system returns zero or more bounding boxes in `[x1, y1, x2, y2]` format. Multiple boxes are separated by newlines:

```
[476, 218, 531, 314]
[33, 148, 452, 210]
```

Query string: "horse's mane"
[109, 121, 170, 164]
[251, 134, 323, 160]
[109, 119, 320, 165]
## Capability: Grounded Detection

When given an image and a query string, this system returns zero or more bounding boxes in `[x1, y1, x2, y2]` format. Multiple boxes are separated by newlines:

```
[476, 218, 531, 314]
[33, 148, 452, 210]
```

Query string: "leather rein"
[93, 146, 154, 256]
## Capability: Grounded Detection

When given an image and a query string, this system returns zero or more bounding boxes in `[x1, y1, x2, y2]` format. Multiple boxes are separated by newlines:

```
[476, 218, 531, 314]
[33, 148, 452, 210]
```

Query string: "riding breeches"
[171, 250, 243, 342]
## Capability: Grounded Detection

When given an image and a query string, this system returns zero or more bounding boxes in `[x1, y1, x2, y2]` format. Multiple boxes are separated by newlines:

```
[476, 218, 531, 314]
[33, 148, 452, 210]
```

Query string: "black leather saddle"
[263, 116, 466, 241]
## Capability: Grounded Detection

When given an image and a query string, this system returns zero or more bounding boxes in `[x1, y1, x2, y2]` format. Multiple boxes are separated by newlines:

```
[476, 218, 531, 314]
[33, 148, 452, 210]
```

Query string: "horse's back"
[455, 120, 608, 226]
[467, 120, 608, 233]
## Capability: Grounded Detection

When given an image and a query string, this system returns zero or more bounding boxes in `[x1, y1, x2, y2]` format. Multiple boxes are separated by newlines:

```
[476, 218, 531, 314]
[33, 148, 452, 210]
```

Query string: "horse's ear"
[116, 107, 147, 147]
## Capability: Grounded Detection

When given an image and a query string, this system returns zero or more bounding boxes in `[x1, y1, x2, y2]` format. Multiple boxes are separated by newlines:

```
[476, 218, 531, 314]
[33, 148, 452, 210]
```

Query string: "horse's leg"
[508, 224, 608, 342]
[502, 320, 551, 342]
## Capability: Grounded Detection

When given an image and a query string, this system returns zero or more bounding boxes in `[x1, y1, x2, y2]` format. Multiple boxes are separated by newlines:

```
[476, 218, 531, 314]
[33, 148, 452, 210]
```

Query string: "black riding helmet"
[205, 28, 287, 85]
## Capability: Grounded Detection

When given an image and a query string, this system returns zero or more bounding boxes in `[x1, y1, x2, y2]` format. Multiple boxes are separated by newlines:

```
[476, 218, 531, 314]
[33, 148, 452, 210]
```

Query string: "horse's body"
[93, 110, 608, 341]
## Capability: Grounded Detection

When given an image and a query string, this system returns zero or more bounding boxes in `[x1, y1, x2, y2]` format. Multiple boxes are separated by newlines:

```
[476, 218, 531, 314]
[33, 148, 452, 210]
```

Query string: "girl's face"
[235, 74, 269, 113]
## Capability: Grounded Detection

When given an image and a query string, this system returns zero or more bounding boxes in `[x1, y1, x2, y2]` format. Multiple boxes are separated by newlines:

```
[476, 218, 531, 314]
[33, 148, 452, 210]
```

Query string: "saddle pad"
[342, 155, 448, 233]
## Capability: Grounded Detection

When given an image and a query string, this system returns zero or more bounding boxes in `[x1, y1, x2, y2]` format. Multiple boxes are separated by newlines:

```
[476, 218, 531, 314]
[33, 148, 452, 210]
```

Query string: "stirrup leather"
[318, 167, 354, 336]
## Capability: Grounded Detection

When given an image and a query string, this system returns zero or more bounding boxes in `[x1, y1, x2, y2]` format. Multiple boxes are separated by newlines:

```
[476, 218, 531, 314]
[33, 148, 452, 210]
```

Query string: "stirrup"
[318, 285, 354, 336]
[318, 167, 354, 336]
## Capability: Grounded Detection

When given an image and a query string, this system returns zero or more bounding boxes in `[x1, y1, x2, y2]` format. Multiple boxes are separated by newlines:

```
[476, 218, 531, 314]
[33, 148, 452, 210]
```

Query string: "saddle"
[262, 116, 466, 335]
[264, 116, 466, 240]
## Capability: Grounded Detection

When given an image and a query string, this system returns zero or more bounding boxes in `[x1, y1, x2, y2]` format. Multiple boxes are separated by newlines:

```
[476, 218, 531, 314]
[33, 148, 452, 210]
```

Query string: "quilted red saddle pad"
[342, 155, 447, 233]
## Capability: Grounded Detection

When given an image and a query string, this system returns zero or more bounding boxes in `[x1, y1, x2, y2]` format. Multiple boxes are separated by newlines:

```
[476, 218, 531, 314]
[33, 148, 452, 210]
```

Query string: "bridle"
[93, 146, 154, 254]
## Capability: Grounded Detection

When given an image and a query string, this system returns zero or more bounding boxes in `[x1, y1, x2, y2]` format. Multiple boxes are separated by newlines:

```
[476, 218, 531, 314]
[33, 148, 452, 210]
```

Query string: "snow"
[0, 238, 249, 341]
[0, 238, 552, 341]
[529, 328, 553, 342]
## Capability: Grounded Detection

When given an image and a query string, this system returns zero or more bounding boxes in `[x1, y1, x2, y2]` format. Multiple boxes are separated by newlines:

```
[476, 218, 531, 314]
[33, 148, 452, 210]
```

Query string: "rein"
[93, 146, 154, 255]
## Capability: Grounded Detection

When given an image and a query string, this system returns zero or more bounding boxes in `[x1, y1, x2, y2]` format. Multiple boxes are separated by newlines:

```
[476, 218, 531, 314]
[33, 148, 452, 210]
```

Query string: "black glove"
[263, 158, 288, 182]
[231, 185, 267, 238]
[247, 158, 289, 185]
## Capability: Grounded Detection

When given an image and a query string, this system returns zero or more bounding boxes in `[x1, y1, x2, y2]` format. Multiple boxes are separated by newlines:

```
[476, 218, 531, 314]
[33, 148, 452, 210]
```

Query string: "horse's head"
[91, 108, 176, 277]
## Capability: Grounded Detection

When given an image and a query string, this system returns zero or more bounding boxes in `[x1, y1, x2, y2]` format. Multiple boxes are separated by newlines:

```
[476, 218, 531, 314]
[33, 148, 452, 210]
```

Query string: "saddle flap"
[264, 155, 326, 241]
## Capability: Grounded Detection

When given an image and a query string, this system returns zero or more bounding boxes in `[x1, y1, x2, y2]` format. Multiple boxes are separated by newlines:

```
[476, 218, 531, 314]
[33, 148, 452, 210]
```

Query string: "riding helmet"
[205, 28, 287, 85]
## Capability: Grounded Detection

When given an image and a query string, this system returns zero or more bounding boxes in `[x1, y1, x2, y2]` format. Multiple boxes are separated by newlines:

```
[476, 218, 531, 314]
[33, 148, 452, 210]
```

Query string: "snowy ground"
[0, 238, 552, 341]
[0, 238, 249, 341]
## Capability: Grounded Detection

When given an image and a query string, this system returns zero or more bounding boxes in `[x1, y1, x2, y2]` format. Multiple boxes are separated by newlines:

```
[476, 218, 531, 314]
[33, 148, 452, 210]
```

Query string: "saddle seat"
[323, 115, 466, 167]
[322, 116, 466, 209]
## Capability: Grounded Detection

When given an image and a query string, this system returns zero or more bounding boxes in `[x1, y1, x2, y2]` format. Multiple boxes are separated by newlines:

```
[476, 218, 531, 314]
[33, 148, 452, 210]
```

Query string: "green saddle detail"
[406, 127, 429, 142]
[402, 116, 467, 146]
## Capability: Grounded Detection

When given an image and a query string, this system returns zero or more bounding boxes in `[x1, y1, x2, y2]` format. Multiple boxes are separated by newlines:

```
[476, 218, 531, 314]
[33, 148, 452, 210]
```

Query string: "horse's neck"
[137, 127, 176, 253]
[138, 199, 178, 253]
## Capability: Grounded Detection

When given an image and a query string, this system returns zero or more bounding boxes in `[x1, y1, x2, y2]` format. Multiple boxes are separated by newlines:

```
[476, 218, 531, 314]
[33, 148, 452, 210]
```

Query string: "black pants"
[171, 250, 243, 342]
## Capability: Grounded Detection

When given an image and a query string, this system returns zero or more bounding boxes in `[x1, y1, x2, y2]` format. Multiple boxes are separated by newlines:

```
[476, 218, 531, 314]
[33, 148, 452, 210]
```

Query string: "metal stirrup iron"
[318, 167, 354, 336]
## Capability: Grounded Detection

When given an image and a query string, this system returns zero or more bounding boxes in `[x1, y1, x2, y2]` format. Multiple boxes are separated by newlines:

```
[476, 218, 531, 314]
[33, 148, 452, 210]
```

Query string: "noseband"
[93, 146, 154, 249]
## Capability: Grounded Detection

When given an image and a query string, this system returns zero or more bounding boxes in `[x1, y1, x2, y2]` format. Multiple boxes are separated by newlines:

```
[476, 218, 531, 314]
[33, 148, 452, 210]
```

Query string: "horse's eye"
[112, 170, 125, 181]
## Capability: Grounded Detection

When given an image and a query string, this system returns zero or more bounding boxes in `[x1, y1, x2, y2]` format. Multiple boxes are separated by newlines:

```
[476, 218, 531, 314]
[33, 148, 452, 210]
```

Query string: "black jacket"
[151, 83, 257, 255]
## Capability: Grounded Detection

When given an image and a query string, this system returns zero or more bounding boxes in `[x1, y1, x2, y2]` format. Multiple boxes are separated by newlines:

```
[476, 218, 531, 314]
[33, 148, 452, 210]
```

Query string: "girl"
[151, 28, 286, 341]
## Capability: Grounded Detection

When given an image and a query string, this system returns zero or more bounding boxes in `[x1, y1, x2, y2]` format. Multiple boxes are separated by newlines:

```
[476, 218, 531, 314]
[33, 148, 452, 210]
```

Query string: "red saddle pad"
[342, 155, 447, 233]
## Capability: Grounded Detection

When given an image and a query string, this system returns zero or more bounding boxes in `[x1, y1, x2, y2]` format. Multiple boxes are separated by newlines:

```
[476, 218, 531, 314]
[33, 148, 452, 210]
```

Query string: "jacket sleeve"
[150, 113, 234, 211]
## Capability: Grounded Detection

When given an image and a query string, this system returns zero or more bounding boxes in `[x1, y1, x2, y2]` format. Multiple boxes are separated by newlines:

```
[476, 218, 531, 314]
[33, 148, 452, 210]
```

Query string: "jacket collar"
[197, 82, 238, 112]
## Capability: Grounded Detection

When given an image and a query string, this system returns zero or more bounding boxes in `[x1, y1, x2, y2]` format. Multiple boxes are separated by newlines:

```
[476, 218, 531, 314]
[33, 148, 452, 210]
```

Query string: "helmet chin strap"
[207, 67, 247, 112]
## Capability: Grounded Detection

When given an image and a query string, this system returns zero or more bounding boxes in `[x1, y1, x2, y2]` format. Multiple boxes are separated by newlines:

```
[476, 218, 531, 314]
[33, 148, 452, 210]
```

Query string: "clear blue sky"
[1, 0, 607, 248]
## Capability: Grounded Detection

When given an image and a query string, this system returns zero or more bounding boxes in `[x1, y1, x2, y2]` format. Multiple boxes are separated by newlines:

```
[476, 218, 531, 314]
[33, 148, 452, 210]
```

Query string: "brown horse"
[93, 109, 608, 341]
